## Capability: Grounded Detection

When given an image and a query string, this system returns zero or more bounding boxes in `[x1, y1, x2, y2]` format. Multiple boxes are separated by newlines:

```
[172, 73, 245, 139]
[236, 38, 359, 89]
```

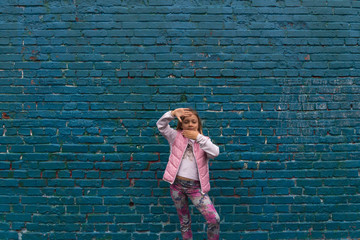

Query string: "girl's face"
[181, 114, 199, 132]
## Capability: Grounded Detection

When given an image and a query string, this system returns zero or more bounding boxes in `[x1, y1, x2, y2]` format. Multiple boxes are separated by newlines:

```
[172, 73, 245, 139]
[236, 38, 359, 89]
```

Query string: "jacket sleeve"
[156, 111, 178, 145]
[196, 134, 220, 159]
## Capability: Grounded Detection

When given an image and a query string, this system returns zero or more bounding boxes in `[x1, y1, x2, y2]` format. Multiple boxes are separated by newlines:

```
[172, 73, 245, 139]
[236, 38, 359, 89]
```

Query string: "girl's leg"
[188, 190, 220, 240]
[170, 182, 193, 240]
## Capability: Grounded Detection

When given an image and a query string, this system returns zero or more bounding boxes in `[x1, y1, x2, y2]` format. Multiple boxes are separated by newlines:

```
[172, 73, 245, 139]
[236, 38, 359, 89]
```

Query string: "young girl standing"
[156, 108, 220, 240]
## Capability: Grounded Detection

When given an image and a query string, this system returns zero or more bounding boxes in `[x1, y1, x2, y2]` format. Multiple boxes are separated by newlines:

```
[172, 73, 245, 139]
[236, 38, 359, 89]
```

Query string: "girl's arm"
[196, 134, 220, 159]
[157, 108, 192, 145]
[156, 111, 178, 145]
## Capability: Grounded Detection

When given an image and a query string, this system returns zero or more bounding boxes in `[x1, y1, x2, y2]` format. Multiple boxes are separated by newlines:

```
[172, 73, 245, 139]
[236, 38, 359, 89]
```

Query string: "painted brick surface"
[1, 0, 360, 239]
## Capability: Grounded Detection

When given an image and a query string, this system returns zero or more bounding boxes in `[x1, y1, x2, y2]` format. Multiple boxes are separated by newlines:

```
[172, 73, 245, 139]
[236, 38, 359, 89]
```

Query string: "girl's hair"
[176, 108, 203, 134]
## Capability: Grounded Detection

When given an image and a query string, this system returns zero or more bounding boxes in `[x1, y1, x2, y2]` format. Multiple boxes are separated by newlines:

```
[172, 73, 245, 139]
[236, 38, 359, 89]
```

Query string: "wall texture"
[1, 0, 360, 239]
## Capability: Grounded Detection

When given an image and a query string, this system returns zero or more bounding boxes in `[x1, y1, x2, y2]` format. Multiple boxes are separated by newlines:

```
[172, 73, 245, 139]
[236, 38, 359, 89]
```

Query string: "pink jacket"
[156, 111, 220, 194]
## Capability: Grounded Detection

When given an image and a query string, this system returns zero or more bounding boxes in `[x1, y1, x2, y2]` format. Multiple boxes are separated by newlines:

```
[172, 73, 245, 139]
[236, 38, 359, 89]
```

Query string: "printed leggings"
[170, 178, 220, 240]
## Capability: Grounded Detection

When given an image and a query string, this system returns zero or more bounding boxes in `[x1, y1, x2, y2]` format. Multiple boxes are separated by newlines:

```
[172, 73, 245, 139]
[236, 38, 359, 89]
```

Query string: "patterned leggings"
[170, 178, 220, 240]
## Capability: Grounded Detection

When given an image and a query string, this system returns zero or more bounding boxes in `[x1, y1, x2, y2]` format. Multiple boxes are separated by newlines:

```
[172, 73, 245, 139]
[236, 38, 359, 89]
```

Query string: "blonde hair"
[176, 108, 203, 134]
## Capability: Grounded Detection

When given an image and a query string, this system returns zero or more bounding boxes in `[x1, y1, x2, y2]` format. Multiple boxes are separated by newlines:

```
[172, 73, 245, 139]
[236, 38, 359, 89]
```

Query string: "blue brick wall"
[1, 0, 360, 239]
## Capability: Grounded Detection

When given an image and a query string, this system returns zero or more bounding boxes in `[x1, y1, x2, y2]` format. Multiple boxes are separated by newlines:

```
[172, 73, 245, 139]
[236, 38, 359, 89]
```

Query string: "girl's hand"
[171, 108, 192, 122]
[182, 130, 199, 140]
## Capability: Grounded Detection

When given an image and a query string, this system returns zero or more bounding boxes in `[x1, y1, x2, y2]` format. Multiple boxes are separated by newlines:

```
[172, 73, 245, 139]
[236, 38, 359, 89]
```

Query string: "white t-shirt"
[177, 140, 199, 181]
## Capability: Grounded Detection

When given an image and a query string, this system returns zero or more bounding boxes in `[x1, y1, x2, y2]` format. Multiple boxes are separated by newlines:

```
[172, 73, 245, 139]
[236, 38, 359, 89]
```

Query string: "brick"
[115, 215, 142, 223]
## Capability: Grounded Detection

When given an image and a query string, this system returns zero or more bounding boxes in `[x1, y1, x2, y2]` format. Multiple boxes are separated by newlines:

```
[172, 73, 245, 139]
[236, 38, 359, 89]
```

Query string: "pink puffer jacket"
[163, 130, 211, 193]
[157, 111, 220, 194]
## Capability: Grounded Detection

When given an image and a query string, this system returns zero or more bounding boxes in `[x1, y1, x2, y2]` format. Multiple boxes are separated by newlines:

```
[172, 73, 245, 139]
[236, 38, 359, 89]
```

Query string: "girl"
[156, 108, 220, 240]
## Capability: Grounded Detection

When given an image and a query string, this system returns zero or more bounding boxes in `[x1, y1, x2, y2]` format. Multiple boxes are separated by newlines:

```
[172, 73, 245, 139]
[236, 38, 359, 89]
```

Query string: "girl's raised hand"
[182, 130, 199, 140]
[171, 108, 192, 122]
